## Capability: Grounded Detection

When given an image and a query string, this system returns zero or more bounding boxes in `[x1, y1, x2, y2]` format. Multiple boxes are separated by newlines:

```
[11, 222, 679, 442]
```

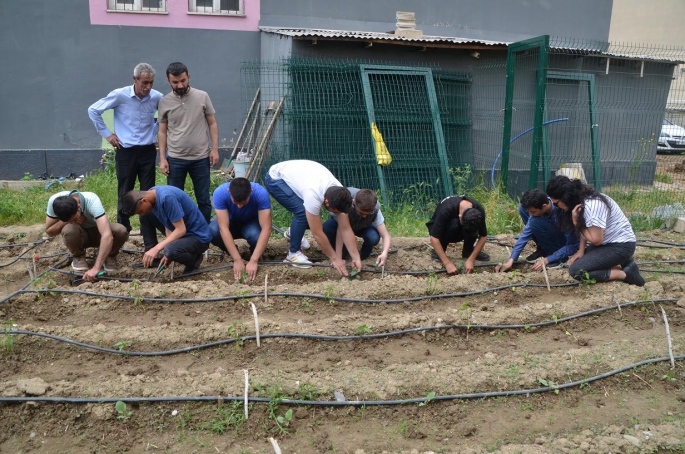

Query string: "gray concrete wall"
[260, 0, 613, 43]
[0, 0, 259, 179]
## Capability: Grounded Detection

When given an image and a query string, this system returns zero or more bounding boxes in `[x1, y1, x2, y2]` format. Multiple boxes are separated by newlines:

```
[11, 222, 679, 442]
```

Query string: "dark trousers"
[568, 242, 636, 282]
[166, 156, 211, 223]
[163, 236, 209, 269]
[322, 219, 380, 260]
[435, 218, 478, 258]
[115, 144, 156, 231]
[139, 212, 167, 252]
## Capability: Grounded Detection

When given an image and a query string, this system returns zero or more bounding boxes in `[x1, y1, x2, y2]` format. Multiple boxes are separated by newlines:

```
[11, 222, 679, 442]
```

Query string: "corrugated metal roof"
[260, 27, 509, 47]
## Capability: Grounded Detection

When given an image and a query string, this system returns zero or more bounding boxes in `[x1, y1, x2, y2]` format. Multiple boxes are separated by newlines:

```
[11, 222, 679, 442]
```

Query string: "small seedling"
[349, 268, 361, 280]
[275, 409, 293, 434]
[354, 324, 372, 335]
[115, 401, 133, 420]
[418, 391, 436, 407]
[1, 320, 15, 353]
[425, 273, 439, 295]
[238, 270, 249, 284]
[578, 270, 596, 287]
[323, 285, 337, 304]
[114, 340, 133, 352]
[227, 321, 246, 350]
[662, 371, 677, 382]
[539, 377, 559, 394]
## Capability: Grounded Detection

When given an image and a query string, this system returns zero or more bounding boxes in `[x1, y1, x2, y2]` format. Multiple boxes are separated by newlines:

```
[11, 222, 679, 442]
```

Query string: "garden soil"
[0, 224, 684, 454]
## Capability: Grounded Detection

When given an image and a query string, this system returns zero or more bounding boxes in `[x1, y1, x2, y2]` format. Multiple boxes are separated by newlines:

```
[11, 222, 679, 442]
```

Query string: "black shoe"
[546, 257, 569, 270]
[183, 254, 204, 275]
[525, 248, 545, 263]
[431, 251, 441, 262]
[132, 258, 161, 269]
[475, 251, 490, 261]
[623, 261, 645, 287]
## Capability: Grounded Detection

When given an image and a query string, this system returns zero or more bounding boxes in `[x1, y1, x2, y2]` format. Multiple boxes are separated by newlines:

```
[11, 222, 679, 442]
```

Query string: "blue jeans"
[518, 204, 566, 258]
[568, 242, 635, 283]
[265, 174, 309, 254]
[208, 217, 261, 254]
[322, 219, 379, 260]
[167, 156, 211, 223]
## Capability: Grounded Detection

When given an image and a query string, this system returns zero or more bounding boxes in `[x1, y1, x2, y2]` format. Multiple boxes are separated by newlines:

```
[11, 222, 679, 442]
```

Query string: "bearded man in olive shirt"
[158, 62, 219, 223]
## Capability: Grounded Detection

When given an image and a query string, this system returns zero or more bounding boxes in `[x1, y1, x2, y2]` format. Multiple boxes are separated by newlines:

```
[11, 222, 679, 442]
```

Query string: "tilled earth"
[0, 224, 684, 454]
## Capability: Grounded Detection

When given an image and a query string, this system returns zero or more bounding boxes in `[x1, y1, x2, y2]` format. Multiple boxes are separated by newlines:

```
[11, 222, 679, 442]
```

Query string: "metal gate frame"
[360, 65, 454, 206]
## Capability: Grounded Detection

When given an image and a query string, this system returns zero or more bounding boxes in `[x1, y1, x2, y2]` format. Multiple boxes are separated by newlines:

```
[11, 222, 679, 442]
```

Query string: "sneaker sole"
[283, 258, 312, 269]
[71, 263, 89, 271]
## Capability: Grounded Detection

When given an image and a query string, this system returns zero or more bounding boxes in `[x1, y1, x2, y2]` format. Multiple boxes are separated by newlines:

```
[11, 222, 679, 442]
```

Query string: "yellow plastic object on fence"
[371, 122, 392, 166]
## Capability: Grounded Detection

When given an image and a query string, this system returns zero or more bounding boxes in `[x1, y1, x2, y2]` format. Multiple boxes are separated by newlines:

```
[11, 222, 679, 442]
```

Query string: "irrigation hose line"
[1, 280, 584, 306]
[0, 355, 682, 406]
[0, 240, 47, 268]
[5, 298, 679, 357]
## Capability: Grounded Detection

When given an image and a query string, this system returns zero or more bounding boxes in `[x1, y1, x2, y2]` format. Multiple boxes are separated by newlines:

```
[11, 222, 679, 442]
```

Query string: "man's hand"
[444, 261, 458, 275]
[531, 257, 548, 272]
[375, 252, 388, 267]
[464, 259, 475, 274]
[331, 257, 349, 276]
[245, 260, 259, 282]
[159, 159, 170, 177]
[106, 134, 122, 149]
[495, 258, 515, 273]
[350, 257, 362, 274]
[143, 246, 163, 267]
[209, 149, 219, 167]
[83, 267, 101, 282]
[233, 259, 246, 281]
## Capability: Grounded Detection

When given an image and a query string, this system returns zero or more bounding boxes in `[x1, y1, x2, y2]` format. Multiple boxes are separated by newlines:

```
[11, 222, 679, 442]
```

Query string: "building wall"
[609, 0, 685, 45]
[0, 0, 259, 179]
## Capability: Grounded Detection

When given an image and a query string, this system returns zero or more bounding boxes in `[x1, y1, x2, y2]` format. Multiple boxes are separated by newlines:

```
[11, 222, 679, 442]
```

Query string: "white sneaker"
[71, 256, 89, 271]
[284, 251, 312, 268]
[284, 227, 310, 250]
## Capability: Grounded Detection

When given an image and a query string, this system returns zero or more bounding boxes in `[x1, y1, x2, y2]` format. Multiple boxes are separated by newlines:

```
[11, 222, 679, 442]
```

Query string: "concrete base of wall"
[0, 148, 235, 181]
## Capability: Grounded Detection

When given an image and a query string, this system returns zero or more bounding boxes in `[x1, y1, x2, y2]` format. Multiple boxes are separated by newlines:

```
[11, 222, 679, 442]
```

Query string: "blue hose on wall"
[490, 117, 569, 189]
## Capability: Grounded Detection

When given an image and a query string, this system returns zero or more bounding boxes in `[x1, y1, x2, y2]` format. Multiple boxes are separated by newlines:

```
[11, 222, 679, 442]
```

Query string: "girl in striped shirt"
[546, 176, 644, 286]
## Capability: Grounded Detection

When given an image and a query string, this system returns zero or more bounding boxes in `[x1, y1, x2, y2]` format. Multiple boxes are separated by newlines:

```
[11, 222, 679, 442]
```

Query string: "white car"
[658, 118, 685, 153]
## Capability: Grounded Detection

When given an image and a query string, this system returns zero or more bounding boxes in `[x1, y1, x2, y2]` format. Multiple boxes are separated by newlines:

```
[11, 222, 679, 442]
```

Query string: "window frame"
[107, 0, 167, 13]
[188, 0, 245, 16]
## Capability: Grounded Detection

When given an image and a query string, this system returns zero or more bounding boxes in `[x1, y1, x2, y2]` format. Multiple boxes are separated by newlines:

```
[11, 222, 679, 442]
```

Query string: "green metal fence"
[241, 40, 685, 222]
[240, 59, 471, 205]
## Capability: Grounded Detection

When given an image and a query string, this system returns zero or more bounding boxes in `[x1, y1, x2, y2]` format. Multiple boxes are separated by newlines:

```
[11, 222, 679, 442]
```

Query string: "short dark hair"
[324, 186, 352, 213]
[520, 189, 549, 210]
[228, 178, 252, 204]
[354, 189, 378, 212]
[166, 62, 188, 78]
[461, 207, 483, 235]
[121, 190, 148, 216]
[53, 196, 78, 222]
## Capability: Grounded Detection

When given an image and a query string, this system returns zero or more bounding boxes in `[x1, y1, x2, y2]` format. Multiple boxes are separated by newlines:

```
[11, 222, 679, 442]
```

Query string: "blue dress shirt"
[88, 85, 163, 148]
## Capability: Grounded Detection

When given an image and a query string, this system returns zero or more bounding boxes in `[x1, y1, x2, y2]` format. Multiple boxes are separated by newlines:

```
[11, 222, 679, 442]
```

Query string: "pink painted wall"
[89, 0, 260, 31]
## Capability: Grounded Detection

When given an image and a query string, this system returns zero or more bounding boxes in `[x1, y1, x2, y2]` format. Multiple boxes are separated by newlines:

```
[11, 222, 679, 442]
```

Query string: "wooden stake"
[246, 96, 285, 180]
[243, 369, 249, 419]
[230, 88, 260, 160]
[660, 305, 675, 369]
[540, 258, 551, 292]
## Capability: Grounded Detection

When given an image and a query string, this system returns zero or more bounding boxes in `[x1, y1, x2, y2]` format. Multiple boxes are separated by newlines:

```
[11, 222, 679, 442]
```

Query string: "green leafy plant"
[20, 172, 33, 181]
[349, 268, 361, 280]
[1, 320, 15, 352]
[425, 273, 439, 295]
[238, 270, 249, 284]
[354, 324, 372, 335]
[275, 409, 293, 434]
[206, 401, 246, 433]
[418, 391, 436, 407]
[539, 377, 560, 394]
[323, 284, 337, 304]
[578, 269, 596, 287]
[662, 371, 677, 382]
[115, 401, 133, 420]
[114, 340, 133, 352]
[227, 321, 247, 350]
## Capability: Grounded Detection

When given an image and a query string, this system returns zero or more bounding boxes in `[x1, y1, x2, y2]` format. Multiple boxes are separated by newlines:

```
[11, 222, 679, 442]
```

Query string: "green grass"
[1, 162, 677, 236]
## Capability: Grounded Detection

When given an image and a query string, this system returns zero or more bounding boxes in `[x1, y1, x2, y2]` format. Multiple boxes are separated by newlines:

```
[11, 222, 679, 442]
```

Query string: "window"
[188, 0, 244, 15]
[107, 0, 166, 12]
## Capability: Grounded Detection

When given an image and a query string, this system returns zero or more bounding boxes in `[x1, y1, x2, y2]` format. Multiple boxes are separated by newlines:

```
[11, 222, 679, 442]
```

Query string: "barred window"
[188, 0, 244, 15]
[107, 0, 166, 12]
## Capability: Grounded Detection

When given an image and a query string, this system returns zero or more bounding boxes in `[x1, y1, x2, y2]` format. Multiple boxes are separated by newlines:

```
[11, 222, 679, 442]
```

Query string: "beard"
[173, 85, 190, 95]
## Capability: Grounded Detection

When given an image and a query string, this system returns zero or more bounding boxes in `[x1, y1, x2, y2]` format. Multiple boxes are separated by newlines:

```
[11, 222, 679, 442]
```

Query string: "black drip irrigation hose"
[1, 280, 582, 306]
[0, 240, 47, 268]
[5, 298, 679, 356]
[0, 355, 682, 406]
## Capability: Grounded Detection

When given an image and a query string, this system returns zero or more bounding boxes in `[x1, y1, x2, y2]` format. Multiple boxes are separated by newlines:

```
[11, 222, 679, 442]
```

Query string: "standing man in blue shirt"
[121, 186, 212, 275]
[88, 63, 163, 235]
[496, 188, 579, 272]
[209, 177, 272, 282]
